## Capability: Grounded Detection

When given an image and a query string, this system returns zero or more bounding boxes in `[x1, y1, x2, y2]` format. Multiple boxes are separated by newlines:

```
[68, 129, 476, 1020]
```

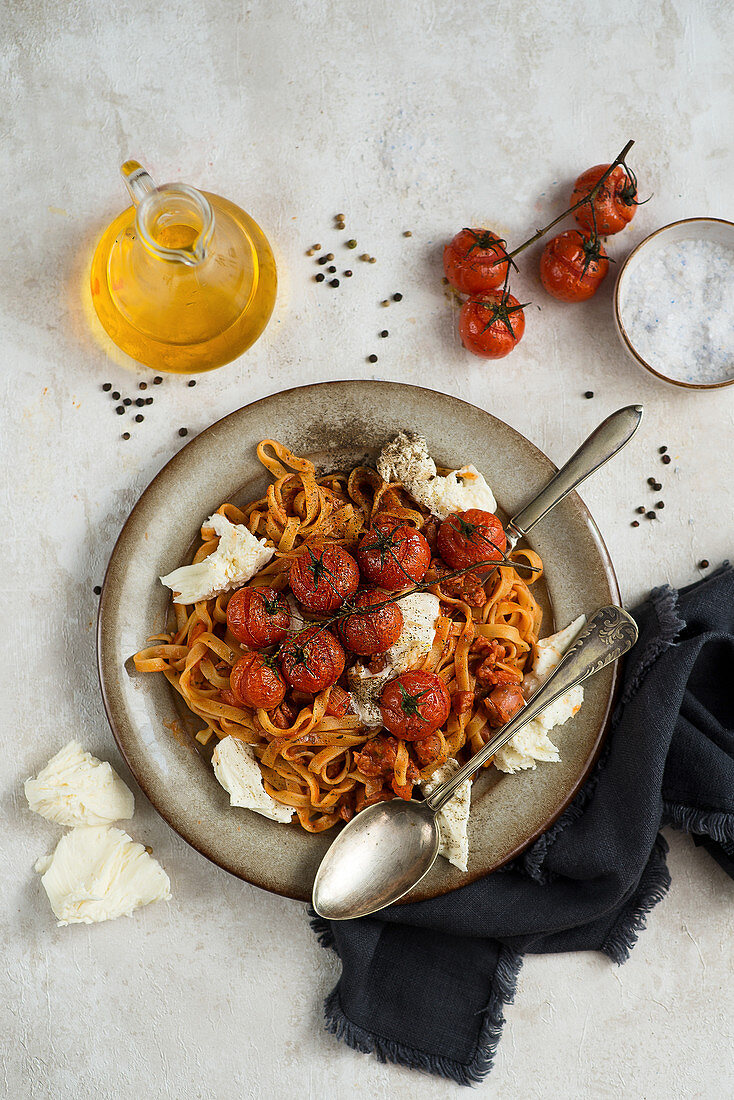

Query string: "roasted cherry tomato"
[571, 164, 638, 235]
[336, 588, 403, 656]
[459, 292, 525, 359]
[226, 586, 290, 648]
[354, 733, 399, 777]
[357, 518, 430, 591]
[443, 228, 510, 295]
[483, 683, 525, 727]
[289, 543, 359, 613]
[539, 231, 609, 302]
[230, 652, 286, 710]
[279, 626, 346, 693]
[379, 670, 451, 740]
[437, 509, 507, 570]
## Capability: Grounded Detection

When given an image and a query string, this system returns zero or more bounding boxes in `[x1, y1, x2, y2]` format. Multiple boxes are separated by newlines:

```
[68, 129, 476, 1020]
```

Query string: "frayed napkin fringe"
[619, 584, 685, 708]
[308, 907, 337, 952]
[321, 946, 523, 1087]
[663, 802, 734, 845]
[601, 839, 671, 964]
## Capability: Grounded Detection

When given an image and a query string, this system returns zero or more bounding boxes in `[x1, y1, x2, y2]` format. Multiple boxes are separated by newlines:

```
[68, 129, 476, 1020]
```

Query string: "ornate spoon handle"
[425, 606, 638, 813]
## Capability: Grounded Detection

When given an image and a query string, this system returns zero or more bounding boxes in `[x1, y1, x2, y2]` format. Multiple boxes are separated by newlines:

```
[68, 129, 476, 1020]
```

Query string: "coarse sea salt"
[619, 237, 734, 384]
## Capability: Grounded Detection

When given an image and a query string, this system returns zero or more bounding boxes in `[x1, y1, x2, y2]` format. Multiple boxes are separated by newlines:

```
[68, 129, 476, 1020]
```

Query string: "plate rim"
[97, 380, 621, 901]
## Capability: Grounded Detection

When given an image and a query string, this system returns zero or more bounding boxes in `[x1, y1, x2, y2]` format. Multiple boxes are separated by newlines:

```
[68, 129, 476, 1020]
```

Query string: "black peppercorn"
[330, 278, 340, 287]
[392, 293, 403, 301]
[317, 256, 328, 265]
[145, 397, 153, 405]
[699, 559, 709, 569]
[662, 454, 671, 464]
[327, 265, 336, 273]
[123, 398, 132, 406]
[188, 379, 196, 387]
[584, 391, 594, 399]
[135, 398, 145, 407]
[646, 511, 656, 519]
[647, 477, 656, 486]
[315, 273, 325, 282]
[636, 506, 645, 514]
[115, 405, 124, 415]
[135, 414, 144, 422]
[102, 382, 112, 392]
[631, 520, 640, 528]
[139, 381, 147, 390]
[93, 585, 102, 595]
[112, 391, 120, 400]
[659, 445, 668, 454]
[380, 330, 389, 338]
[656, 501, 664, 509]
[653, 481, 662, 491]
[344, 270, 352, 277]
[122, 432, 130, 440]
[179, 427, 188, 437]
[367, 354, 378, 363]
[153, 376, 163, 385]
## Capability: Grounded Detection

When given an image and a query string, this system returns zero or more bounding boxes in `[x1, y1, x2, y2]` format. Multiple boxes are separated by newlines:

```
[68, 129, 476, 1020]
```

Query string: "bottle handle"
[121, 160, 157, 206]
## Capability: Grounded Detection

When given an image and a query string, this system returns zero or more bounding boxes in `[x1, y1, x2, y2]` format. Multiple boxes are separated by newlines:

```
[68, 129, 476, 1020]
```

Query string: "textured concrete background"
[3, 1, 733, 1096]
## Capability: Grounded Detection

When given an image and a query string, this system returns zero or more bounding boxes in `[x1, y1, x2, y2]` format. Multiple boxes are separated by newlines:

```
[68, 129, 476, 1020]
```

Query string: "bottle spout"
[121, 160, 214, 267]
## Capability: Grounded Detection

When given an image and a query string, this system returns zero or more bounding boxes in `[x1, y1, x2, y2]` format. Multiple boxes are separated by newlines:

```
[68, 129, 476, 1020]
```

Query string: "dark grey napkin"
[310, 564, 734, 1085]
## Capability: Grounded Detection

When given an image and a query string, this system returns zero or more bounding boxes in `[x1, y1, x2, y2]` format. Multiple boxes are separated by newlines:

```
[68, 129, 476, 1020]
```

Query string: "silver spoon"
[312, 405, 644, 920]
[312, 605, 638, 920]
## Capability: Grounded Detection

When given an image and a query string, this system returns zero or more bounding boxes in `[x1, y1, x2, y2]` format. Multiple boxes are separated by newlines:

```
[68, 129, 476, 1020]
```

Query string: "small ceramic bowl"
[614, 217, 734, 390]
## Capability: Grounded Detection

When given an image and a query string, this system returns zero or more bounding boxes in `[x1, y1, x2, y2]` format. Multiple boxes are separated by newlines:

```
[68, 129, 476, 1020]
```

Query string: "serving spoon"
[312, 404, 643, 920]
[312, 604, 638, 919]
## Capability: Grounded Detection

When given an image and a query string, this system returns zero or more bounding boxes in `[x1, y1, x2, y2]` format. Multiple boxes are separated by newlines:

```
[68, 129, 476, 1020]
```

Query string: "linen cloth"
[310, 565, 734, 1084]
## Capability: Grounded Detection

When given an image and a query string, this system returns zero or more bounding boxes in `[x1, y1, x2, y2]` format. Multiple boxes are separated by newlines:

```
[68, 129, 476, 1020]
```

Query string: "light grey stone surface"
[2, 1, 733, 1097]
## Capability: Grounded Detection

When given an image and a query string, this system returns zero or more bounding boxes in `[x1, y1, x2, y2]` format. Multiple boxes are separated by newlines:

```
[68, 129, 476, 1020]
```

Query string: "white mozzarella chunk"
[160, 513, 274, 605]
[377, 432, 497, 518]
[35, 826, 171, 926]
[25, 740, 134, 827]
[420, 760, 471, 872]
[212, 736, 294, 823]
[494, 615, 586, 774]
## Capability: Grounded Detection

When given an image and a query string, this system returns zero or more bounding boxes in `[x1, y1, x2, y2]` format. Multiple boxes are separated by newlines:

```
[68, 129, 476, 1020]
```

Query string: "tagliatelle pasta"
[133, 439, 543, 833]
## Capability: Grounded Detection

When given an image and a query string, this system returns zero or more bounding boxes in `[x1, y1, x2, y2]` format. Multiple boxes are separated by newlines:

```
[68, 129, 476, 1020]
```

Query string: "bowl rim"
[614, 215, 734, 391]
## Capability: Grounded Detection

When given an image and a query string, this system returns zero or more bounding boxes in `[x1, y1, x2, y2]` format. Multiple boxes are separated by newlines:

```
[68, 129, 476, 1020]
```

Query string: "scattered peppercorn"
[335, 215, 345, 221]
[317, 256, 328, 265]
[346, 240, 357, 249]
[662, 454, 671, 464]
[135, 398, 145, 407]
[112, 391, 120, 400]
[135, 414, 144, 422]
[381, 300, 390, 307]
[368, 354, 378, 363]
[115, 406, 124, 415]
[393, 293, 403, 301]
[403, 230, 412, 237]
[584, 391, 594, 399]
[102, 382, 112, 392]
[315, 273, 325, 282]
[656, 501, 664, 509]
[646, 511, 656, 520]
[659, 445, 668, 454]
[188, 379, 196, 387]
[93, 585, 102, 595]
[368, 256, 376, 263]
[636, 506, 646, 514]
[313, 243, 322, 251]
[380, 330, 389, 338]
[306, 248, 315, 256]
[330, 278, 340, 287]
[122, 432, 130, 440]
[145, 397, 153, 405]
[325, 253, 334, 261]
[647, 477, 656, 486]
[179, 427, 188, 437]
[327, 265, 336, 273]
[153, 376, 163, 385]
[360, 253, 370, 261]
[699, 559, 709, 569]
[631, 520, 640, 528]
[138, 381, 147, 390]
[653, 481, 662, 491]
[123, 398, 132, 406]
[344, 270, 352, 277]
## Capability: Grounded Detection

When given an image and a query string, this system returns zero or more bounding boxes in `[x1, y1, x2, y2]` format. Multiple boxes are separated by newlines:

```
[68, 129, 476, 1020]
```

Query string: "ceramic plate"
[98, 381, 620, 902]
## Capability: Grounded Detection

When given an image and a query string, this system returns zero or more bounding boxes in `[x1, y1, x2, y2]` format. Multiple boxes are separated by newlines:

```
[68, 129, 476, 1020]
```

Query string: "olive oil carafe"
[90, 161, 277, 373]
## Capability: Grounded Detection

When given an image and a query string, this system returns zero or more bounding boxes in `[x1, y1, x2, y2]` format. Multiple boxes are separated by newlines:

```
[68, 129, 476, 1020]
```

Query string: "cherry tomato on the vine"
[539, 231, 609, 303]
[357, 517, 430, 591]
[289, 543, 359, 613]
[230, 652, 286, 710]
[379, 670, 451, 740]
[226, 586, 291, 648]
[459, 291, 526, 359]
[336, 588, 403, 656]
[437, 509, 507, 570]
[443, 228, 511, 295]
[279, 626, 346, 693]
[571, 164, 638, 236]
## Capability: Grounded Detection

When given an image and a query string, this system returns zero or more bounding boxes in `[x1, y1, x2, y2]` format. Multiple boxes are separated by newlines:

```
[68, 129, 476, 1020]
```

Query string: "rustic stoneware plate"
[98, 381, 620, 902]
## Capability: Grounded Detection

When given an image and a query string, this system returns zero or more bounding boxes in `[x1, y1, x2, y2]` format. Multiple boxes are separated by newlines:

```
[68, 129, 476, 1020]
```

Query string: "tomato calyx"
[462, 228, 515, 270]
[474, 289, 530, 338]
[360, 525, 419, 586]
[573, 230, 612, 279]
[261, 592, 284, 616]
[397, 682, 431, 722]
[300, 545, 340, 593]
[451, 515, 503, 555]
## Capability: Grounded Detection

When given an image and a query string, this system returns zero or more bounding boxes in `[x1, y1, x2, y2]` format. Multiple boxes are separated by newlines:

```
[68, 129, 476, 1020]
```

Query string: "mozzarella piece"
[377, 432, 497, 518]
[160, 513, 274, 605]
[347, 592, 441, 727]
[25, 740, 134, 827]
[212, 737, 294, 823]
[494, 615, 586, 774]
[420, 760, 471, 872]
[35, 826, 171, 926]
